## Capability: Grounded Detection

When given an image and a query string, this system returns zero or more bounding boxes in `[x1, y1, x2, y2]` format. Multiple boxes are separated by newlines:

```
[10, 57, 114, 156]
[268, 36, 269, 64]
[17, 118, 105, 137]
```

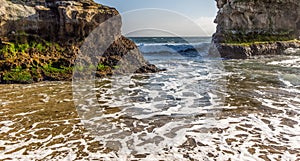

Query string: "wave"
[137, 42, 211, 56]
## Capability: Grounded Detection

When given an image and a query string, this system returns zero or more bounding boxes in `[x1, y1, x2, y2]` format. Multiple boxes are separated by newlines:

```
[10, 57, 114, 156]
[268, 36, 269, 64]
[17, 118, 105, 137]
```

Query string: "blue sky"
[95, 0, 218, 36]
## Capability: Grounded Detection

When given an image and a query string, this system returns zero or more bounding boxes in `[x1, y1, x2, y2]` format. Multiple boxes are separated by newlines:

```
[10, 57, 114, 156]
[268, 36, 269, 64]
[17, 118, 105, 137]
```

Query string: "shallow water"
[1, 53, 299, 160]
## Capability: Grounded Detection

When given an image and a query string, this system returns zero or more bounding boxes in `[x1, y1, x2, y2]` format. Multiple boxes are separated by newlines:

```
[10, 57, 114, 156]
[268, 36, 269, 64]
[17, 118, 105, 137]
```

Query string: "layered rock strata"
[213, 0, 300, 59]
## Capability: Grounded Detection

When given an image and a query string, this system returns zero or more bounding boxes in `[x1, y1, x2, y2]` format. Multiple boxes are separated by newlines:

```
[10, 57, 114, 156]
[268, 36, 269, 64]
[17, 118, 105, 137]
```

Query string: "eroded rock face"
[0, 0, 160, 83]
[213, 0, 300, 59]
[213, 0, 300, 43]
[0, 0, 119, 43]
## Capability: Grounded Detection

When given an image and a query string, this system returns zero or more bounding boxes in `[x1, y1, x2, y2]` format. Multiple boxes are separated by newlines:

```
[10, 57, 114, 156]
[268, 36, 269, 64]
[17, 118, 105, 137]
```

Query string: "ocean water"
[0, 37, 300, 160]
[132, 37, 212, 58]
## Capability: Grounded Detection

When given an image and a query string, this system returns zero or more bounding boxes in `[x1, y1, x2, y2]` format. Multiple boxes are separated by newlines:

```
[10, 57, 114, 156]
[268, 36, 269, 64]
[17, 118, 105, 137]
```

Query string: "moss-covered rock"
[2, 67, 33, 83]
[0, 40, 74, 83]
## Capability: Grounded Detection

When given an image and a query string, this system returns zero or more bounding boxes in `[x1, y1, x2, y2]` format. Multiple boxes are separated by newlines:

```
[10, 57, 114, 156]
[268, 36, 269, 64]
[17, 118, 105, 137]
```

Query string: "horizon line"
[126, 35, 213, 38]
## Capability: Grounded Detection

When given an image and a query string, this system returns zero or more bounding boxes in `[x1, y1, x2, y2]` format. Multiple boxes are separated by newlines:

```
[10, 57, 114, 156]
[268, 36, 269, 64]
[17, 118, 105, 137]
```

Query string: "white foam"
[267, 57, 300, 68]
[284, 47, 300, 54]
[1, 54, 300, 160]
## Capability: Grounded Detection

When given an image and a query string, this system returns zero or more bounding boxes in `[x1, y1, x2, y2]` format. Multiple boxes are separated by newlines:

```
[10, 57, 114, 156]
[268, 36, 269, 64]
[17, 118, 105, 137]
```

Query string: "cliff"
[0, 0, 159, 83]
[213, 0, 300, 59]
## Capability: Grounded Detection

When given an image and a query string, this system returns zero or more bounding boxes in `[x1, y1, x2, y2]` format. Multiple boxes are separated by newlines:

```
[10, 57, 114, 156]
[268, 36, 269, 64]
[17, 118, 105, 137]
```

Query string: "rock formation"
[213, 0, 300, 59]
[1, 0, 108, 42]
[0, 0, 159, 83]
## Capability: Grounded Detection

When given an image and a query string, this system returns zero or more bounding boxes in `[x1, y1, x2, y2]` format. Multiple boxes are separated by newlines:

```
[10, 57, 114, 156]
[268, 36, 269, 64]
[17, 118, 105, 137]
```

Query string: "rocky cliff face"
[213, 0, 300, 59]
[0, 0, 118, 43]
[0, 0, 159, 83]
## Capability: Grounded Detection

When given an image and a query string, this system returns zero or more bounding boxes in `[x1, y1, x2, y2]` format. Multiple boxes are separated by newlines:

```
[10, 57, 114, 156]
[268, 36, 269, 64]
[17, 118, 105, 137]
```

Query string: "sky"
[95, 0, 218, 37]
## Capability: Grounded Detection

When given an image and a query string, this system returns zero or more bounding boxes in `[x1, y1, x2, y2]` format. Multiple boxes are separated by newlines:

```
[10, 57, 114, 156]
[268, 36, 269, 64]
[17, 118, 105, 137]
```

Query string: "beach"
[1, 37, 299, 160]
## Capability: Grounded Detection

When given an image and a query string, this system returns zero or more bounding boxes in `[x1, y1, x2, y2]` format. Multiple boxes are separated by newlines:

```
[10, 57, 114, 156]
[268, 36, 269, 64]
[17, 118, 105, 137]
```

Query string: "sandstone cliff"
[0, 0, 116, 43]
[213, 0, 300, 59]
[0, 0, 158, 83]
